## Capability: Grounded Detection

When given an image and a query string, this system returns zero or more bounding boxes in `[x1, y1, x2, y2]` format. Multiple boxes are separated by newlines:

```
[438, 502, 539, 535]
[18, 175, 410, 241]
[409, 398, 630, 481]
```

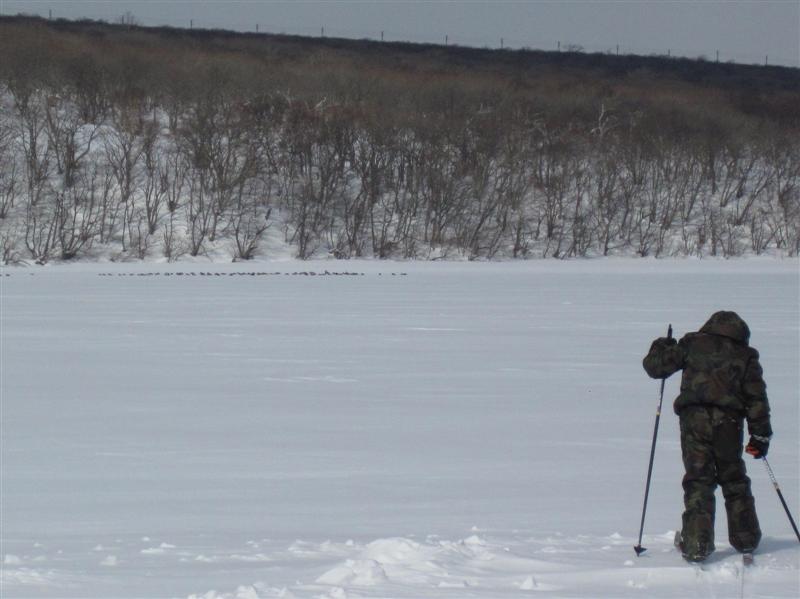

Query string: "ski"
[740, 552, 753, 599]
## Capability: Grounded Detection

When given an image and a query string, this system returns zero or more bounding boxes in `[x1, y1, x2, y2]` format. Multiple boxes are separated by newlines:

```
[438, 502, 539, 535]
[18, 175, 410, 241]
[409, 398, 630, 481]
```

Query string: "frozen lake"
[1, 259, 798, 598]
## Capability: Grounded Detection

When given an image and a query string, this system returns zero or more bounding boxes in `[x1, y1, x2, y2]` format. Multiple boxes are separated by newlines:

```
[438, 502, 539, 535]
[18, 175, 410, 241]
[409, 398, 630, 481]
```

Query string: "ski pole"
[762, 457, 800, 542]
[634, 324, 672, 556]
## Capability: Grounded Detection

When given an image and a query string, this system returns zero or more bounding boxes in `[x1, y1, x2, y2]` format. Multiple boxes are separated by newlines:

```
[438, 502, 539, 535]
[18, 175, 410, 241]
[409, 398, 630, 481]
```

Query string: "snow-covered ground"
[1, 258, 798, 598]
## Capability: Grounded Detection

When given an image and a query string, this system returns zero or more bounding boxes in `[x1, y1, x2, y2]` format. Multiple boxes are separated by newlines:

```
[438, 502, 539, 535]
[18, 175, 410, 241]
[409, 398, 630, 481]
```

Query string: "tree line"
[0, 16, 798, 264]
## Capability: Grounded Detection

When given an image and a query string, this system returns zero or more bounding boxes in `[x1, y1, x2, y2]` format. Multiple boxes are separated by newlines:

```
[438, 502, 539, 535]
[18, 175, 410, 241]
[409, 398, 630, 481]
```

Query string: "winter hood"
[699, 311, 750, 344]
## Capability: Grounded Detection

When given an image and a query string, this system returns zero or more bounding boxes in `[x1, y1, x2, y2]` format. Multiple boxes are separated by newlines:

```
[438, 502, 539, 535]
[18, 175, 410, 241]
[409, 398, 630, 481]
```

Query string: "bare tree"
[140, 123, 167, 234]
[337, 126, 387, 257]
[281, 100, 349, 258]
[0, 118, 20, 219]
[566, 161, 593, 258]
[531, 124, 576, 258]
[179, 91, 261, 244]
[44, 93, 98, 188]
[54, 169, 102, 260]
[161, 211, 186, 262]
[368, 147, 420, 258]
[14, 90, 52, 208]
[104, 116, 144, 251]
[1, 223, 23, 264]
[162, 146, 187, 215]
[456, 147, 504, 259]
[763, 133, 800, 255]
[229, 178, 272, 261]
[24, 199, 58, 264]
[65, 51, 108, 123]
[184, 172, 213, 256]
[418, 135, 469, 255]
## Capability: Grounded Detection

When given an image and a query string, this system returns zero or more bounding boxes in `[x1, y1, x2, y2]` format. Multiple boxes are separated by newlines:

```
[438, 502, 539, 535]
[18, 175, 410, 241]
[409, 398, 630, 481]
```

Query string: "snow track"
[4, 532, 796, 598]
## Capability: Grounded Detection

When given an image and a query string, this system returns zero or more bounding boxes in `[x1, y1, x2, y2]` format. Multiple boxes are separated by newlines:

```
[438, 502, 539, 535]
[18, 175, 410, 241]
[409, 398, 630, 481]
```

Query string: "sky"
[1, 1, 798, 67]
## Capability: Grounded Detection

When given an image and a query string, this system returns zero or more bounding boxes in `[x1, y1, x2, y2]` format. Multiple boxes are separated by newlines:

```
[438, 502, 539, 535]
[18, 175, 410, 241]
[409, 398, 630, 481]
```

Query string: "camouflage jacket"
[643, 311, 772, 439]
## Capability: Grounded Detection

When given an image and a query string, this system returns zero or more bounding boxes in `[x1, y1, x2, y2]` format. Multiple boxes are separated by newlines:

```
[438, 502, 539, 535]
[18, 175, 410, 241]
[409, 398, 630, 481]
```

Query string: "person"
[642, 311, 772, 562]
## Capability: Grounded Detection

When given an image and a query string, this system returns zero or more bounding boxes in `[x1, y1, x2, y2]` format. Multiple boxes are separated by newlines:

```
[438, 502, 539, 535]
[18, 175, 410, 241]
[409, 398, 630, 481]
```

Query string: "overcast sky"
[2, 1, 798, 67]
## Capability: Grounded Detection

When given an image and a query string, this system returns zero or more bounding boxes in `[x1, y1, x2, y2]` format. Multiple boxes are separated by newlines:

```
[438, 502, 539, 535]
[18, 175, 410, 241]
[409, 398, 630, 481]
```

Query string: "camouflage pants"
[679, 406, 761, 557]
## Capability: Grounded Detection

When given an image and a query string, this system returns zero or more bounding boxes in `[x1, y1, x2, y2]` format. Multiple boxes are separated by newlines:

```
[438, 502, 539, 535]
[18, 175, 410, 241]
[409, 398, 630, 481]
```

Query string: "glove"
[643, 336, 678, 379]
[745, 435, 770, 459]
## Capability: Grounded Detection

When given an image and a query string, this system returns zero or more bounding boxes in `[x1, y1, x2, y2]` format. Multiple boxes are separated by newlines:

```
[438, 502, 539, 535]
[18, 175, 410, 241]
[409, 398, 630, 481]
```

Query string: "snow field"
[1, 258, 798, 598]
